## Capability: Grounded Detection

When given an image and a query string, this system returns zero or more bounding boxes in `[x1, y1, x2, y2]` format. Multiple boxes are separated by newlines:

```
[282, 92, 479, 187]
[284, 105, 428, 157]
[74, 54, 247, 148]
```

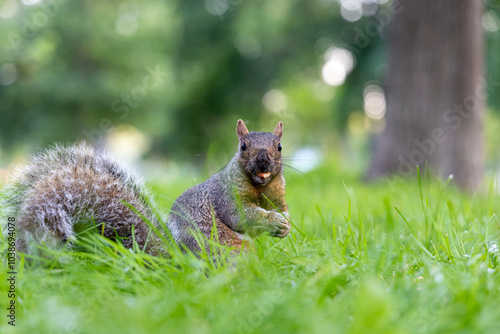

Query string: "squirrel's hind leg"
[214, 219, 252, 251]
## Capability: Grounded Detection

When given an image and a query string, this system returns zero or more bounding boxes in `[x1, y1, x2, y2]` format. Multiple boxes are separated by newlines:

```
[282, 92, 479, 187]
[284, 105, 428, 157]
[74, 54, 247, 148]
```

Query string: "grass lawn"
[1, 162, 499, 333]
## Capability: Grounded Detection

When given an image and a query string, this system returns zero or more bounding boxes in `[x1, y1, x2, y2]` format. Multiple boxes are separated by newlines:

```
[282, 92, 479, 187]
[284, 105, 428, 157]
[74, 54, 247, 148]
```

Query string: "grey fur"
[0, 142, 168, 256]
[168, 120, 290, 252]
[0, 120, 290, 256]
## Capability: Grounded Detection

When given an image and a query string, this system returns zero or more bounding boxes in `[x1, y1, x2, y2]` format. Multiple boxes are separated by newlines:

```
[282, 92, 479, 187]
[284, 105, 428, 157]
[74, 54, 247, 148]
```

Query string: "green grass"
[1, 162, 500, 334]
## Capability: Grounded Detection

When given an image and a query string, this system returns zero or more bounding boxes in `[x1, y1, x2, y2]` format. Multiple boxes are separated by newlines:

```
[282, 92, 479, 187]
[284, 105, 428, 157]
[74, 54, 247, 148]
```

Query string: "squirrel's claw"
[269, 215, 291, 238]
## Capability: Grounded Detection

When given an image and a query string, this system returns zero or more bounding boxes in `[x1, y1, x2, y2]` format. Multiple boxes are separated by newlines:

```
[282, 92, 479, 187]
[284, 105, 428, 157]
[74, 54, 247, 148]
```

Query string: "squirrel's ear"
[273, 121, 283, 139]
[236, 119, 249, 141]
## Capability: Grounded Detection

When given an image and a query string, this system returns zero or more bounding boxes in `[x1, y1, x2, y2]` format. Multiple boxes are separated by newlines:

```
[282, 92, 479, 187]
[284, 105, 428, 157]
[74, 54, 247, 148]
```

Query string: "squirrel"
[0, 120, 290, 256]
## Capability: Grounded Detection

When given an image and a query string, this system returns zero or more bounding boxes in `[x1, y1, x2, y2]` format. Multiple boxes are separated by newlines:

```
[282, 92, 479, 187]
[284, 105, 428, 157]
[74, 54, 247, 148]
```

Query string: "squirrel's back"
[0, 142, 167, 255]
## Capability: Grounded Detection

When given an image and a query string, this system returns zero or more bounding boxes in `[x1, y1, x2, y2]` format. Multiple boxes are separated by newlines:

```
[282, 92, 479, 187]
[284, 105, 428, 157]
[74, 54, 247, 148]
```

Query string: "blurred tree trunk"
[366, 0, 485, 191]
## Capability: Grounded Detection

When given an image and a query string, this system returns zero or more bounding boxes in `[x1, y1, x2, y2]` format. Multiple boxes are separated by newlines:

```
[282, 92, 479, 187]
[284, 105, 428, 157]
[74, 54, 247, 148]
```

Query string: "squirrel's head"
[236, 119, 283, 187]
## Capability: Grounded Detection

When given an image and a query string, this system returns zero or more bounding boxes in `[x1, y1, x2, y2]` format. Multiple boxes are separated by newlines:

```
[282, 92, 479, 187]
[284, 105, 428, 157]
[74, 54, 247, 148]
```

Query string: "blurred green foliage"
[1, 0, 500, 163]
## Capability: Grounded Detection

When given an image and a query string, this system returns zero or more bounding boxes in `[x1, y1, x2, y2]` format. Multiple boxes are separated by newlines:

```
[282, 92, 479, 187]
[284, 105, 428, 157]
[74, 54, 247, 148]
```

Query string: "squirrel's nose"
[256, 152, 270, 169]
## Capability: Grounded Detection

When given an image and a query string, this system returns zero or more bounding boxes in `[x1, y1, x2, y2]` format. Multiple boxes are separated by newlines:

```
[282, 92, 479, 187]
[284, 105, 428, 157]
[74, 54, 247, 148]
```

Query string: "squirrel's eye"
[278, 143, 282, 152]
[241, 142, 247, 151]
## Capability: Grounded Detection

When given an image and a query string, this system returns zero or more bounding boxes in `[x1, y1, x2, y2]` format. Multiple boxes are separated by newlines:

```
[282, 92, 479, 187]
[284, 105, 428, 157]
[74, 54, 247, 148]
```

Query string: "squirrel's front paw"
[268, 212, 291, 238]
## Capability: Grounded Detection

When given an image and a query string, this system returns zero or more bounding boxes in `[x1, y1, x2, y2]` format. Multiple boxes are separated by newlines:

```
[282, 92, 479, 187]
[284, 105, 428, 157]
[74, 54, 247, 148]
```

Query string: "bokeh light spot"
[324, 47, 354, 72]
[234, 37, 261, 60]
[363, 85, 386, 120]
[362, 0, 378, 16]
[340, 0, 363, 22]
[116, 2, 139, 36]
[482, 11, 499, 32]
[290, 147, 322, 173]
[348, 112, 368, 136]
[116, 15, 138, 36]
[21, 0, 42, 6]
[0, 63, 17, 86]
[321, 47, 354, 87]
[322, 60, 346, 86]
[262, 89, 288, 113]
[105, 124, 151, 165]
[205, 0, 228, 16]
[0, 0, 18, 19]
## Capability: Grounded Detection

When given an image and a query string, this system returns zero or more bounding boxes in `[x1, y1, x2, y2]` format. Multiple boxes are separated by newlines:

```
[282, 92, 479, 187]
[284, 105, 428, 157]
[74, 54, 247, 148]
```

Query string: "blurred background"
[1, 0, 500, 190]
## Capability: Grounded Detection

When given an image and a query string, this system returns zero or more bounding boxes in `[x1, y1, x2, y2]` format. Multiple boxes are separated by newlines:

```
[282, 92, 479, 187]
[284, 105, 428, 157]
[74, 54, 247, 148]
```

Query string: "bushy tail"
[0, 142, 168, 255]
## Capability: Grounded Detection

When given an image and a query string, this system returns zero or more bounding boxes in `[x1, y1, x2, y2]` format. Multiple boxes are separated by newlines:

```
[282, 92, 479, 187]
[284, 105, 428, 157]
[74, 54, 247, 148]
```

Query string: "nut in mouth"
[256, 172, 271, 179]
[252, 171, 272, 186]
